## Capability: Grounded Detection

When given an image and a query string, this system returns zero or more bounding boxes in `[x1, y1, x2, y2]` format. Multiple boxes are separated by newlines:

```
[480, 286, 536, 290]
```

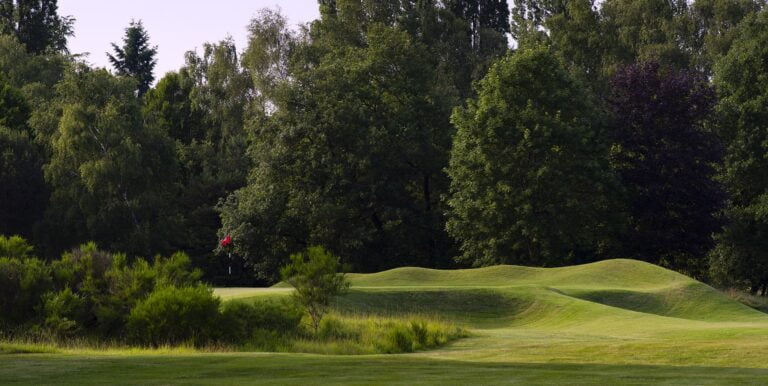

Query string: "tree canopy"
[447, 46, 622, 267]
[3, 1, 768, 294]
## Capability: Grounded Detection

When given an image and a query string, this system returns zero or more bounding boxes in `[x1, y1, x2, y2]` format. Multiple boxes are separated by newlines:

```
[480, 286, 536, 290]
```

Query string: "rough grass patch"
[290, 313, 466, 355]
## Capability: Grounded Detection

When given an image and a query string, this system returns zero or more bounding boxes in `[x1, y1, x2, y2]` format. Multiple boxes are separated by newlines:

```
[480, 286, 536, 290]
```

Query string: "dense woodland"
[2, 0, 768, 294]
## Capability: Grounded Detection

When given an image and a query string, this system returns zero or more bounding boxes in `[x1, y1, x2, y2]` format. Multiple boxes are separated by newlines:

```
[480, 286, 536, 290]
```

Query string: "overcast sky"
[59, 0, 320, 78]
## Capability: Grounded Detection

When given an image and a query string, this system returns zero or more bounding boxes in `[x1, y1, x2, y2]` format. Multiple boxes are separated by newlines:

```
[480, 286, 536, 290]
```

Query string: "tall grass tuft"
[289, 313, 466, 355]
[725, 289, 768, 313]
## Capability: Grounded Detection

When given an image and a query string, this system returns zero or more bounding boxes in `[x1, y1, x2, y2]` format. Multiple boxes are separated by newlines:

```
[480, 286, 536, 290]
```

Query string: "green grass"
[5, 259, 768, 384]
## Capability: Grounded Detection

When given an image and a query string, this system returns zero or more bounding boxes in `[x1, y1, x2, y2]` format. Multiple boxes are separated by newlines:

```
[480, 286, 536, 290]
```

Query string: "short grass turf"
[4, 258, 768, 384]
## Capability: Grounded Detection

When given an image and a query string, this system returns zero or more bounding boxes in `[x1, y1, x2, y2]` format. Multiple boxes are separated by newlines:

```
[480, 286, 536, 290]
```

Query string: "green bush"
[0, 257, 52, 328]
[0, 235, 34, 258]
[42, 288, 85, 337]
[48, 243, 203, 338]
[127, 285, 220, 347]
[0, 238, 215, 345]
[219, 299, 302, 344]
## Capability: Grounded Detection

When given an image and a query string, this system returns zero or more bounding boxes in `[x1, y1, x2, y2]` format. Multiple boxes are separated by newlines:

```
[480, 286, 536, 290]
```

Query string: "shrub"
[304, 313, 464, 354]
[219, 299, 302, 344]
[0, 235, 34, 258]
[0, 257, 52, 328]
[127, 285, 220, 347]
[153, 252, 203, 287]
[280, 246, 349, 333]
[49, 244, 204, 338]
[42, 288, 85, 337]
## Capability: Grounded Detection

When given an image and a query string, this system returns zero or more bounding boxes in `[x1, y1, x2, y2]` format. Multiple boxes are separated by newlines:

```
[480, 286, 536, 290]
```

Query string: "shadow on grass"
[333, 288, 531, 328]
[2, 353, 767, 385]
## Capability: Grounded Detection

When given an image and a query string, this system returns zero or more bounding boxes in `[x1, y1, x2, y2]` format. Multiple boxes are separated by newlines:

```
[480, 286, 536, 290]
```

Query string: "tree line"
[2, 0, 768, 294]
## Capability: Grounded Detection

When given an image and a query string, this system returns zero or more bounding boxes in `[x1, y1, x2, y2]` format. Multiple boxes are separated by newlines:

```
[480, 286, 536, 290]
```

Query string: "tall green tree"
[144, 37, 251, 282]
[221, 10, 457, 281]
[315, 0, 509, 97]
[609, 62, 723, 277]
[42, 65, 178, 257]
[0, 34, 67, 250]
[107, 20, 157, 96]
[0, 80, 46, 238]
[540, 1, 604, 83]
[0, 0, 73, 54]
[242, 8, 299, 117]
[600, 0, 694, 71]
[0, 34, 66, 146]
[445, 0, 510, 53]
[446, 47, 623, 267]
[691, 0, 764, 74]
[710, 9, 768, 292]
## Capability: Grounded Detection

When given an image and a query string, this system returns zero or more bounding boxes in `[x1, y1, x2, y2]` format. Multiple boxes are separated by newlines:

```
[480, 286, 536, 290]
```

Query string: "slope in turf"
[336, 259, 767, 325]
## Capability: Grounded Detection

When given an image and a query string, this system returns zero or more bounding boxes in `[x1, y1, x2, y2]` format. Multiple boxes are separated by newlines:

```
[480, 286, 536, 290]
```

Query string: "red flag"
[220, 235, 232, 247]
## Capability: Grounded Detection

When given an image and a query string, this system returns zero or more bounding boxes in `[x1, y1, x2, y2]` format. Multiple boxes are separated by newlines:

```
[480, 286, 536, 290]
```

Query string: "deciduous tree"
[447, 47, 623, 267]
[0, 0, 73, 54]
[609, 61, 722, 277]
[710, 10, 768, 291]
[42, 65, 178, 257]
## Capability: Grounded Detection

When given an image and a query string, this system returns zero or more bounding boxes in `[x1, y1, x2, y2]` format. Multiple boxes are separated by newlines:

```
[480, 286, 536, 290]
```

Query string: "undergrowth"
[725, 289, 768, 313]
[0, 313, 465, 356]
[288, 313, 467, 355]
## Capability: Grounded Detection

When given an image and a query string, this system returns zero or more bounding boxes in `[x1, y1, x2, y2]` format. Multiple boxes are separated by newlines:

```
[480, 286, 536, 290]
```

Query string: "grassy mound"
[344, 259, 688, 289]
[338, 259, 765, 324]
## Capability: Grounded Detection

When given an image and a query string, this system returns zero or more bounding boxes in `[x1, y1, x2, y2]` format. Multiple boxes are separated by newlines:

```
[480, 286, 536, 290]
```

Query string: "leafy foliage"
[710, 9, 768, 291]
[0, 80, 46, 239]
[42, 65, 178, 257]
[0, 0, 73, 54]
[143, 38, 251, 283]
[609, 61, 723, 277]
[447, 47, 623, 266]
[0, 235, 34, 258]
[0, 255, 51, 328]
[3, 1, 768, 294]
[127, 285, 220, 347]
[218, 299, 303, 344]
[281, 246, 349, 333]
[221, 10, 460, 281]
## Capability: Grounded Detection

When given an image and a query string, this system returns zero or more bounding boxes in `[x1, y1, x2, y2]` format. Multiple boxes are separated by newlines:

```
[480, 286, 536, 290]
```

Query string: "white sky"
[59, 0, 320, 78]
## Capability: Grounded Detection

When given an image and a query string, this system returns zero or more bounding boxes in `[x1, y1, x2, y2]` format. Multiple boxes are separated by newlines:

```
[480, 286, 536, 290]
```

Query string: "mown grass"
[5, 259, 768, 384]
[4, 354, 768, 385]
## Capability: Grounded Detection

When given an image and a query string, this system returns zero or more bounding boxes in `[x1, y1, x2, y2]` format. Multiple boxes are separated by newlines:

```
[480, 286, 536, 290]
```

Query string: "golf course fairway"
[3, 259, 768, 384]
